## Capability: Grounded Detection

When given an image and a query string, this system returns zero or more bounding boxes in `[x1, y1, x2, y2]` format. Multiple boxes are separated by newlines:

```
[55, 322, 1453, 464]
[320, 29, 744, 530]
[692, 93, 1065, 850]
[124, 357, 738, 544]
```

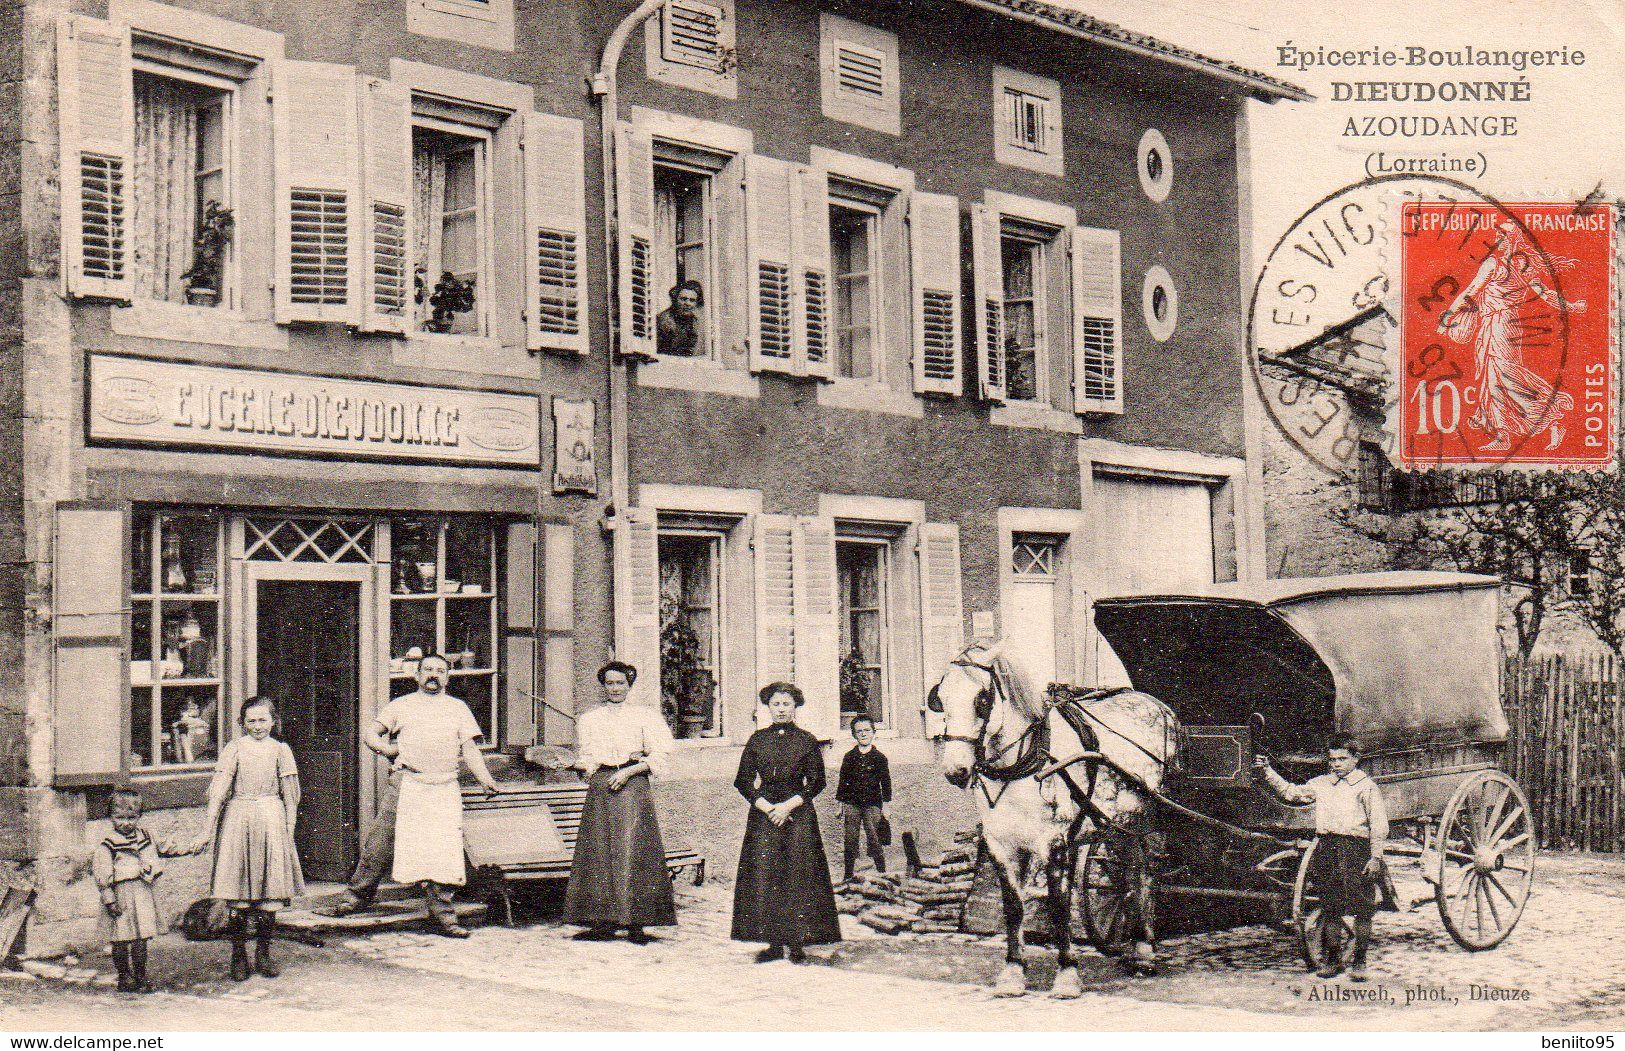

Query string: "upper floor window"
[132, 70, 234, 307]
[831, 201, 880, 381]
[413, 120, 491, 336]
[993, 66, 1062, 176]
[407, 0, 514, 52]
[820, 14, 900, 135]
[647, 0, 737, 99]
[653, 155, 721, 358]
[1000, 231, 1048, 403]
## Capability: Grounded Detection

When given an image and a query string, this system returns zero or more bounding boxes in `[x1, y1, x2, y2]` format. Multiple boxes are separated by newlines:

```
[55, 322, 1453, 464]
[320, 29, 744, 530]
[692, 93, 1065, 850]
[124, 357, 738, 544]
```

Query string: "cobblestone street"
[4, 851, 1621, 1031]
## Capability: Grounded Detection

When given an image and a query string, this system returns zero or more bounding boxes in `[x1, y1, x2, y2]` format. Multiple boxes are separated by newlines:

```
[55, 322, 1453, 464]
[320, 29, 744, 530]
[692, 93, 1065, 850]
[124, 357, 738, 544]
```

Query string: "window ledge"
[635, 358, 760, 398]
[111, 300, 288, 351]
[393, 333, 536, 379]
[130, 768, 212, 811]
[990, 401, 1082, 434]
[816, 379, 923, 418]
[994, 146, 1065, 178]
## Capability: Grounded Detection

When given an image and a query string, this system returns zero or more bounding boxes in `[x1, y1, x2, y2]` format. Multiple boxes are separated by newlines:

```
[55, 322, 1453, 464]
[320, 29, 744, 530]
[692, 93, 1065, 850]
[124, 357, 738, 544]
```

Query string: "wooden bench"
[462, 783, 704, 926]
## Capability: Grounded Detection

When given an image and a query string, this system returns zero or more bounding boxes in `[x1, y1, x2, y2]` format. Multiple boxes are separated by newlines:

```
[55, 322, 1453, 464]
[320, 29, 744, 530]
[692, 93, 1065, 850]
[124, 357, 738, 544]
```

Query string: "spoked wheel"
[1292, 840, 1356, 971]
[1078, 837, 1133, 956]
[1256, 848, 1304, 932]
[1435, 770, 1535, 950]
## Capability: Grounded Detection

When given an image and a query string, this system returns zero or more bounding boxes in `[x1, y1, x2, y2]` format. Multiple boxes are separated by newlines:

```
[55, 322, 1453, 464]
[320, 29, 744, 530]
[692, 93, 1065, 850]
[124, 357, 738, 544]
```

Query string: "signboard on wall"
[551, 396, 597, 495]
[86, 354, 541, 468]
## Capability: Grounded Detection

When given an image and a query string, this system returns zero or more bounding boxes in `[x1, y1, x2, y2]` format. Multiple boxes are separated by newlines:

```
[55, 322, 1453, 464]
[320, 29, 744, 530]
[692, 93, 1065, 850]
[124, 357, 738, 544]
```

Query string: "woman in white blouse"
[562, 661, 678, 943]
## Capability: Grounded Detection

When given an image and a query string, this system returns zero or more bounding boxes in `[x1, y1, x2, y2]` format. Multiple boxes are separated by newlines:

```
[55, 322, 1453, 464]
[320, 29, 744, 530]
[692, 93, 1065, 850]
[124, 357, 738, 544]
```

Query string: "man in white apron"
[367, 653, 502, 937]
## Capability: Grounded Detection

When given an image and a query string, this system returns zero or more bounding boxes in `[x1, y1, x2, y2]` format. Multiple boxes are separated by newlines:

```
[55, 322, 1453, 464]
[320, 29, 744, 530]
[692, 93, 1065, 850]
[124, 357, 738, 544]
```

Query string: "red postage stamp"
[1395, 201, 1617, 470]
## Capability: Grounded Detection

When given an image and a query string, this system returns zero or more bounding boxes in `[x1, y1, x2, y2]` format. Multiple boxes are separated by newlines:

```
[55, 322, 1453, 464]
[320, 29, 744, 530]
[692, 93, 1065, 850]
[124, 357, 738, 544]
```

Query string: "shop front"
[48, 354, 574, 896]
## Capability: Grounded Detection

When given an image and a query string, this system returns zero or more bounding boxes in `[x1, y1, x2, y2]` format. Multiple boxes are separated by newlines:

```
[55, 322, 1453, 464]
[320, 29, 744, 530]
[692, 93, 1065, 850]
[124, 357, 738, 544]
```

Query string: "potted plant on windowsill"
[840, 648, 872, 724]
[421, 271, 476, 333]
[660, 592, 711, 738]
[180, 200, 234, 308]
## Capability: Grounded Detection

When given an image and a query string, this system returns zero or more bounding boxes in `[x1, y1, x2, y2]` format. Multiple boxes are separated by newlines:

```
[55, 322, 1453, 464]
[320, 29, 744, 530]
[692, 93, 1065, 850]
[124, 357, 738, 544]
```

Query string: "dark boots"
[129, 939, 155, 993]
[1349, 918, 1373, 982]
[229, 913, 251, 982]
[112, 942, 134, 992]
[254, 910, 280, 978]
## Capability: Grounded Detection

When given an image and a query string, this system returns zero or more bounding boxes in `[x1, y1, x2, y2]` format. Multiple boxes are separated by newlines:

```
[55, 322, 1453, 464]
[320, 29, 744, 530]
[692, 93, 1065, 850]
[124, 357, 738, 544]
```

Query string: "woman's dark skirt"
[731, 804, 841, 947]
[563, 768, 677, 928]
[1311, 833, 1376, 920]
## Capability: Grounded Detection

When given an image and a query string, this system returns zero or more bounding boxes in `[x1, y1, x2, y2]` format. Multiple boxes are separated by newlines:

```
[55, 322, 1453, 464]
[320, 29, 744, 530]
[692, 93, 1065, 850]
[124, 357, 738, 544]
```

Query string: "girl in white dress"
[195, 696, 305, 981]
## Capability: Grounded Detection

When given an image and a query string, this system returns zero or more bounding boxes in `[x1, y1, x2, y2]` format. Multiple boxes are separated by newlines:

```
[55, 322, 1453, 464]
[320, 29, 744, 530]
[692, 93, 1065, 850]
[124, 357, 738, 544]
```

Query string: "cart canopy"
[1091, 572, 1507, 757]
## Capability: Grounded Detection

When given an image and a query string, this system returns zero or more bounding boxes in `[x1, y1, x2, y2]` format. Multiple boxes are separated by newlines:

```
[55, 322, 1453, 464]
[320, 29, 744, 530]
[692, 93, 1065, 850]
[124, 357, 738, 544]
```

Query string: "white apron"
[392, 772, 466, 886]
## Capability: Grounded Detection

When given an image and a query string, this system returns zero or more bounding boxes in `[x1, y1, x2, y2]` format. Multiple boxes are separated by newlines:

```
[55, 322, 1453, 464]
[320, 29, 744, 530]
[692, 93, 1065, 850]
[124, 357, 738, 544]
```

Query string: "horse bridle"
[928, 656, 1049, 783]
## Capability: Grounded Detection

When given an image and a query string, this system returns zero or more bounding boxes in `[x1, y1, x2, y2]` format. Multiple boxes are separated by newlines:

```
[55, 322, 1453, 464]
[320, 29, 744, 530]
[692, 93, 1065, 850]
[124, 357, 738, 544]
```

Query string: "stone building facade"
[0, 0, 1302, 954]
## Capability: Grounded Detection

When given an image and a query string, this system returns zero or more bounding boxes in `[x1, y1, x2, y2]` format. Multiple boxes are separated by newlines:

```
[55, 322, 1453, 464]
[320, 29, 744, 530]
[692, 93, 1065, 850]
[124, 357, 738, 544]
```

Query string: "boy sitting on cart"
[1254, 734, 1389, 982]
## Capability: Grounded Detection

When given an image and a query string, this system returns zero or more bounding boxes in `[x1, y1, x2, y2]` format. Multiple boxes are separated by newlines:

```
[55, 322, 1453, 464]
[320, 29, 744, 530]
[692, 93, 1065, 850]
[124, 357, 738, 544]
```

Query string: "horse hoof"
[1129, 944, 1159, 977]
[993, 963, 1027, 997]
[1050, 966, 1083, 999]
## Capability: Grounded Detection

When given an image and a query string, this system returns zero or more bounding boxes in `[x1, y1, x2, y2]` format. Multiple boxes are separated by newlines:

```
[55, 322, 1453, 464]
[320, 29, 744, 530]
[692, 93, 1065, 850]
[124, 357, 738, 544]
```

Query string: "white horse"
[929, 642, 1178, 995]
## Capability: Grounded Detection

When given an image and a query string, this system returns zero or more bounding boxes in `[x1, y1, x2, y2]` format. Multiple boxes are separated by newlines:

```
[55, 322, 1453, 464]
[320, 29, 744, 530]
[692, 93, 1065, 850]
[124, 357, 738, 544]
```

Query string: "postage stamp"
[1391, 201, 1618, 470]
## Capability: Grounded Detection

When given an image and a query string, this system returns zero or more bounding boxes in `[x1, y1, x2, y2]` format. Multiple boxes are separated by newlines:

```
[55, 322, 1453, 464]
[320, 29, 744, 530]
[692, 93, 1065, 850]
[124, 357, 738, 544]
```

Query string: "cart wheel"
[1078, 837, 1132, 956]
[1435, 770, 1535, 951]
[1292, 841, 1356, 971]
[1256, 848, 1302, 930]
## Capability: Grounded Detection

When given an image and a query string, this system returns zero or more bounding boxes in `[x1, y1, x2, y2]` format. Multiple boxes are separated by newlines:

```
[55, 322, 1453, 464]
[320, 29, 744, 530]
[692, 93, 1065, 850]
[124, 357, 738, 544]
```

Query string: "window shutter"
[744, 154, 797, 374]
[795, 166, 832, 380]
[356, 76, 411, 334]
[56, 16, 134, 302]
[970, 203, 1006, 401]
[753, 512, 797, 727]
[615, 123, 656, 360]
[909, 191, 963, 396]
[541, 523, 577, 744]
[524, 111, 588, 355]
[503, 520, 538, 747]
[792, 516, 838, 740]
[615, 506, 662, 708]
[917, 521, 965, 684]
[52, 502, 129, 786]
[273, 61, 360, 324]
[1071, 226, 1124, 414]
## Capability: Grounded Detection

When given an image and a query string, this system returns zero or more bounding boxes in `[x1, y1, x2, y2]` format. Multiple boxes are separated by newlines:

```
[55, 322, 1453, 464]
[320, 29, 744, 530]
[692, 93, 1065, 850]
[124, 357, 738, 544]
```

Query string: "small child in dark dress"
[93, 786, 165, 993]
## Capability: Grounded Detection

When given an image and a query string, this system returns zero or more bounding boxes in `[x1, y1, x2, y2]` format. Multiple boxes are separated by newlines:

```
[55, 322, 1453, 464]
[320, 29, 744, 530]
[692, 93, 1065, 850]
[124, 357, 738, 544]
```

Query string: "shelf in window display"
[137, 676, 223, 687]
[390, 590, 493, 600]
[388, 668, 493, 680]
[134, 592, 222, 602]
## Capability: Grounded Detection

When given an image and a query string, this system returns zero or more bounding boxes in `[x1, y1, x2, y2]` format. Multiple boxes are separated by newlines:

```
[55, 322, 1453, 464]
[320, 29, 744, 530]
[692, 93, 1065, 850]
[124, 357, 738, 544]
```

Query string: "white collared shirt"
[1269, 766, 1389, 845]
[575, 702, 674, 779]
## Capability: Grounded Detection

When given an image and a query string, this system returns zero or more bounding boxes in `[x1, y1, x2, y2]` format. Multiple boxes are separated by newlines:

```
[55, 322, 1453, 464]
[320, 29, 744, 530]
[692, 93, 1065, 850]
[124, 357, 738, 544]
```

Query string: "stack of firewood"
[839, 829, 980, 935]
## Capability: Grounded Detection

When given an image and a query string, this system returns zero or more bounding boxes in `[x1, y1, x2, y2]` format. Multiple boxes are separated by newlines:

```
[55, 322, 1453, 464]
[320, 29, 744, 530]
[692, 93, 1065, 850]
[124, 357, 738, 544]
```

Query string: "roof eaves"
[955, 0, 1313, 103]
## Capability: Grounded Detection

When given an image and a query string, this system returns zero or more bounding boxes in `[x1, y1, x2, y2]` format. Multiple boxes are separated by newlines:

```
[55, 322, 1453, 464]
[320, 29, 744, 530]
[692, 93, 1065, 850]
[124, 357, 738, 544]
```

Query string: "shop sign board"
[87, 353, 541, 468]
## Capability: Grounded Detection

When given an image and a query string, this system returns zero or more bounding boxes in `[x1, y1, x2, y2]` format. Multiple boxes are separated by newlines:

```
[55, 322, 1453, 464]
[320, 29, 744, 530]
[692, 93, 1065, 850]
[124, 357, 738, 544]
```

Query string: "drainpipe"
[593, 0, 663, 654]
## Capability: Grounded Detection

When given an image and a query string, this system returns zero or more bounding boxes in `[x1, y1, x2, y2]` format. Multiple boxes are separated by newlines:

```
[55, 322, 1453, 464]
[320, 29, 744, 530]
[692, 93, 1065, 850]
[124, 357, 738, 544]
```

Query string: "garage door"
[1092, 473, 1215, 685]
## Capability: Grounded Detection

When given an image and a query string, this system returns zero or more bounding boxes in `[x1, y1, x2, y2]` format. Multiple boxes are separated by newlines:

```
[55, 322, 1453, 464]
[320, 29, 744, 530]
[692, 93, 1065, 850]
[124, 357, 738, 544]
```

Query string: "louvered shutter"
[744, 154, 797, 374]
[616, 506, 662, 708]
[524, 111, 588, 355]
[1072, 226, 1124, 414]
[662, 0, 727, 71]
[793, 516, 838, 740]
[918, 522, 965, 683]
[356, 76, 411, 334]
[753, 513, 797, 727]
[503, 520, 538, 746]
[273, 61, 360, 324]
[795, 167, 832, 379]
[970, 204, 1006, 401]
[57, 16, 134, 302]
[52, 502, 129, 786]
[910, 191, 963, 396]
[615, 123, 656, 360]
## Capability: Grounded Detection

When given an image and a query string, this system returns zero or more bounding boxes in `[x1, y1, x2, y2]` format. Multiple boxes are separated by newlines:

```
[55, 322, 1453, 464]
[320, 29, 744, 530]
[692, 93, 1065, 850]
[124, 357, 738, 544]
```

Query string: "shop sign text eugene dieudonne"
[88, 354, 539, 467]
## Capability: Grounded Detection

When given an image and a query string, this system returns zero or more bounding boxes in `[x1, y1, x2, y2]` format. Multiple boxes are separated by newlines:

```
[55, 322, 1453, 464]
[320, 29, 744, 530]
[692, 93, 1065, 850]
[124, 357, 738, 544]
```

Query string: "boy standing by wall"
[836, 716, 891, 882]
[1255, 733, 1389, 981]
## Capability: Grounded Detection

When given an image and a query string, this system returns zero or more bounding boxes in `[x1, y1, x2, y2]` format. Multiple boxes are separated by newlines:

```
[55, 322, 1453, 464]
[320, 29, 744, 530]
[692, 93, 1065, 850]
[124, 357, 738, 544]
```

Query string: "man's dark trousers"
[344, 769, 401, 904]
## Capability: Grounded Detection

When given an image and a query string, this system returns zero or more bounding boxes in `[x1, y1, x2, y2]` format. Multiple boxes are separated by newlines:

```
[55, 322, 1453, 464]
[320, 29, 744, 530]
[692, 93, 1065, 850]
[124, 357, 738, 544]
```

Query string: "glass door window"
[837, 540, 889, 729]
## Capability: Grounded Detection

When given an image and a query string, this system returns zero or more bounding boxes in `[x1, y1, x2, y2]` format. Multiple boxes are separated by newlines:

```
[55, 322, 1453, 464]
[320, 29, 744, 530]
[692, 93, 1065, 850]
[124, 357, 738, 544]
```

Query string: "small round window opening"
[1137, 128, 1173, 203]
[1142, 265, 1178, 342]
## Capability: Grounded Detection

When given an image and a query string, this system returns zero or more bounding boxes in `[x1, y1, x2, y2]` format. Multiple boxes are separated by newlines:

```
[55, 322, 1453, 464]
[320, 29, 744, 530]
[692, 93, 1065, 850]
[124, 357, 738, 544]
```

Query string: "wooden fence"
[1502, 654, 1625, 852]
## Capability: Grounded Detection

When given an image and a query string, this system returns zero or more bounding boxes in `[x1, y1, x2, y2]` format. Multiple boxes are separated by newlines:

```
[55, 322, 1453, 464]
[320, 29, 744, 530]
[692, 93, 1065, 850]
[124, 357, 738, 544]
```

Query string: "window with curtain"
[413, 125, 488, 336]
[657, 532, 723, 739]
[1000, 233, 1046, 402]
[132, 72, 231, 306]
[837, 540, 889, 729]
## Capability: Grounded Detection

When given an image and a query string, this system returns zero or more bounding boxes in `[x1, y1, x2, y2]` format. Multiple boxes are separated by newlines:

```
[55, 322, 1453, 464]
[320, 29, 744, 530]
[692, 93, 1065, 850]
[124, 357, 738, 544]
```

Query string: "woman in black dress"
[731, 682, 841, 963]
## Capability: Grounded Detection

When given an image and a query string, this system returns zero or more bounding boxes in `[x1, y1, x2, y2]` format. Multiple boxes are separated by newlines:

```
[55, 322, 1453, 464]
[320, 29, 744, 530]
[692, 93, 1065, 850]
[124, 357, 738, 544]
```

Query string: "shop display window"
[130, 510, 224, 769]
[388, 517, 499, 740]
